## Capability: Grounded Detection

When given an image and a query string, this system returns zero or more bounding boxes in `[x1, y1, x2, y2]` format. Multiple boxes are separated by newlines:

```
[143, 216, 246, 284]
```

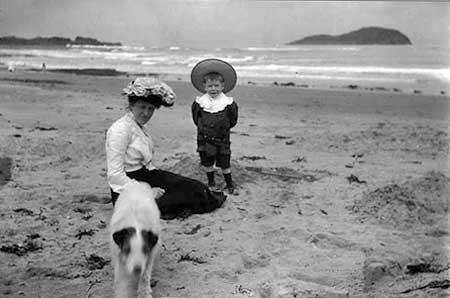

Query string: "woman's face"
[130, 100, 157, 126]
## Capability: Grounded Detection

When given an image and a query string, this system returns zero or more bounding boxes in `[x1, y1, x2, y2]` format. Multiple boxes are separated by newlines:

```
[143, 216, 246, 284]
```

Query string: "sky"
[0, 1, 449, 48]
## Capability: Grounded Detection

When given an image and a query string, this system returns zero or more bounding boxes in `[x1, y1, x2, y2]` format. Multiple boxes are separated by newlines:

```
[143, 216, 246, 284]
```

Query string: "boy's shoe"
[226, 184, 239, 195]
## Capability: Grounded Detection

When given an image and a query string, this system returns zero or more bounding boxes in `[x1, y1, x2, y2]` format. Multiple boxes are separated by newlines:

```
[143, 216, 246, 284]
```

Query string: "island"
[287, 27, 412, 45]
[0, 36, 122, 47]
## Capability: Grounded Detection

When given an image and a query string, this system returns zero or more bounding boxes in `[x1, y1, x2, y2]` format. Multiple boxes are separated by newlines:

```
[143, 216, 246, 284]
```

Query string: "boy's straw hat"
[191, 58, 237, 93]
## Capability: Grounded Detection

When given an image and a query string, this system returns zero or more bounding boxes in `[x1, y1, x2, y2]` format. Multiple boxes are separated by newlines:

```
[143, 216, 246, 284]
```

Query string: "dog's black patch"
[112, 227, 136, 254]
[156, 186, 226, 219]
[141, 230, 158, 255]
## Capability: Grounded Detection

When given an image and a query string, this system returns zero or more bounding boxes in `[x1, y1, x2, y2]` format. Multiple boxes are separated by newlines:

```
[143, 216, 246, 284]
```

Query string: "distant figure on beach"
[41, 63, 46, 71]
[105, 77, 226, 218]
[191, 58, 239, 195]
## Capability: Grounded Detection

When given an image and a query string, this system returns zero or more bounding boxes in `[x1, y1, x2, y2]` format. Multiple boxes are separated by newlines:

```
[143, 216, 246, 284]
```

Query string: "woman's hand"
[152, 187, 165, 199]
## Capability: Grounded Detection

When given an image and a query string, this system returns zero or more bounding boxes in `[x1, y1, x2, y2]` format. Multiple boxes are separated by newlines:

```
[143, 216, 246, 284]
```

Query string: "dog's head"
[112, 227, 159, 276]
[203, 189, 227, 212]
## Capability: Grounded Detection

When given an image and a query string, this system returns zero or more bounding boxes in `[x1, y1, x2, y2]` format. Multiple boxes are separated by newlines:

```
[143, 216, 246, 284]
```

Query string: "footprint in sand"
[306, 233, 358, 250]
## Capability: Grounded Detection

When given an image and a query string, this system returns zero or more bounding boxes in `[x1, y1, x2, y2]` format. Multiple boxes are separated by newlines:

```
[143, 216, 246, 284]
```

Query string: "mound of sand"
[163, 154, 333, 188]
[327, 122, 449, 157]
[350, 171, 449, 230]
[162, 155, 254, 185]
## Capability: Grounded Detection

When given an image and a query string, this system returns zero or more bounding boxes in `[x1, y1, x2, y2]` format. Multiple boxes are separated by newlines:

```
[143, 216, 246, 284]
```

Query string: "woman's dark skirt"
[111, 167, 226, 219]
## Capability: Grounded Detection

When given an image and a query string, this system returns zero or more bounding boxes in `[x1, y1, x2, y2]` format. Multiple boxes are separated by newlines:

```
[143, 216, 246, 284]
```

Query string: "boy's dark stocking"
[223, 172, 237, 195]
[207, 171, 215, 187]
[223, 173, 232, 187]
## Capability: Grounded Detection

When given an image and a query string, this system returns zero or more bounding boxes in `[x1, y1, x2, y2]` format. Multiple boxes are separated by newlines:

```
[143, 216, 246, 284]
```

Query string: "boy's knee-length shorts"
[199, 151, 230, 169]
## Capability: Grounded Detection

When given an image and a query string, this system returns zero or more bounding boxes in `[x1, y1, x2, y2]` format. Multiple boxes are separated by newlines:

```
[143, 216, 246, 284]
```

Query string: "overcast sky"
[0, 1, 449, 48]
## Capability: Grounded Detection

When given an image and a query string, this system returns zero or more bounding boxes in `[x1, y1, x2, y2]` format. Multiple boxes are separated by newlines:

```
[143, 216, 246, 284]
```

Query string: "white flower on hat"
[122, 77, 176, 106]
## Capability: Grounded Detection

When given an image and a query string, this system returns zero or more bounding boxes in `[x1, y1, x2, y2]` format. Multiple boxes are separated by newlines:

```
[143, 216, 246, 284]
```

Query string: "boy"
[191, 58, 239, 195]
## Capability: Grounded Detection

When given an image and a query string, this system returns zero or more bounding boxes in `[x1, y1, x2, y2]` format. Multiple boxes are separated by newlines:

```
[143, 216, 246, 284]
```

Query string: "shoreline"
[1, 65, 448, 97]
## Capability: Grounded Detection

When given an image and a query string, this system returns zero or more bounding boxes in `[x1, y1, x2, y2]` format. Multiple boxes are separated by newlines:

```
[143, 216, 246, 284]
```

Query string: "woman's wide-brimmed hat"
[122, 77, 176, 107]
[190, 58, 237, 93]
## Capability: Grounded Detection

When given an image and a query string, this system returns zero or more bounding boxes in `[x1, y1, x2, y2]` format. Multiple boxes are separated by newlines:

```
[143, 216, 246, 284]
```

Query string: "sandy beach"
[0, 69, 449, 298]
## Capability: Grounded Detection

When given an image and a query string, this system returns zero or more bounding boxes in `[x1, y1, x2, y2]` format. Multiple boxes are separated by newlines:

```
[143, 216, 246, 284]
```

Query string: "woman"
[105, 77, 226, 219]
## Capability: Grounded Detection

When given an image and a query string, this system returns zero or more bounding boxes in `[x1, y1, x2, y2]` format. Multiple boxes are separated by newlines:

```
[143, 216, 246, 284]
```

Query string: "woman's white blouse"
[105, 112, 156, 193]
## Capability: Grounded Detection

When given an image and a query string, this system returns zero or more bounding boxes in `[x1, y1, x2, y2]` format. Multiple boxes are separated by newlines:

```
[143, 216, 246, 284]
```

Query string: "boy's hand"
[152, 187, 165, 199]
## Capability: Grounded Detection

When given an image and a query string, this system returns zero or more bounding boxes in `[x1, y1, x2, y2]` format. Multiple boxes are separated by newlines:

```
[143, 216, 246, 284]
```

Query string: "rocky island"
[287, 27, 412, 45]
[0, 36, 122, 47]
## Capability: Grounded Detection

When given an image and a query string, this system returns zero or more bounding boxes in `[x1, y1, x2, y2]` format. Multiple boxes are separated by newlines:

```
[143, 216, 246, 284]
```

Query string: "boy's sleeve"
[192, 101, 201, 126]
[228, 102, 238, 128]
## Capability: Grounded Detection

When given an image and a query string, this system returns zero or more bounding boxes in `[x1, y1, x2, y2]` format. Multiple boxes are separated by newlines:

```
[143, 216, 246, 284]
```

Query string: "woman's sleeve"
[228, 102, 238, 128]
[192, 101, 201, 126]
[105, 123, 133, 193]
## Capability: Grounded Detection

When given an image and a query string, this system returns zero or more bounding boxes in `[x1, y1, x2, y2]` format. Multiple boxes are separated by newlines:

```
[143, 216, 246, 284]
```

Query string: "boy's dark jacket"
[192, 101, 238, 155]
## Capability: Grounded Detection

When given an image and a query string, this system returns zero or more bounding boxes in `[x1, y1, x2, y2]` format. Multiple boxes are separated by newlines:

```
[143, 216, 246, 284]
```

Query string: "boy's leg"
[199, 152, 217, 190]
[223, 170, 236, 195]
[218, 154, 237, 195]
[206, 170, 215, 186]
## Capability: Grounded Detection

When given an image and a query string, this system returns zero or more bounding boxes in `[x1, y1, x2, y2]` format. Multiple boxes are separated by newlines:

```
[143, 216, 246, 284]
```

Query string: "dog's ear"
[112, 227, 136, 250]
[142, 230, 159, 251]
[203, 190, 227, 212]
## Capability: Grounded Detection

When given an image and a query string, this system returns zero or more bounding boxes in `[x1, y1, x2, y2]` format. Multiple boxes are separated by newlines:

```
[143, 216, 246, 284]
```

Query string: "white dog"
[110, 181, 162, 298]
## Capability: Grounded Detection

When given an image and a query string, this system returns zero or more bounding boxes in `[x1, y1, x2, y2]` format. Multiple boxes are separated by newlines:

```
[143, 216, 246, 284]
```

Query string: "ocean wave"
[80, 49, 141, 60]
[1, 46, 448, 92]
[242, 46, 362, 52]
[185, 55, 255, 66]
[67, 44, 146, 51]
[235, 64, 450, 81]
[0, 48, 84, 59]
[141, 57, 181, 65]
[237, 72, 415, 83]
[138, 54, 255, 66]
[141, 55, 199, 65]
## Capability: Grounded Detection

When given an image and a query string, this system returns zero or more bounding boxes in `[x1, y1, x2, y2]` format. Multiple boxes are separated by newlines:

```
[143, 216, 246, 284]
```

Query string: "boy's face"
[203, 79, 224, 99]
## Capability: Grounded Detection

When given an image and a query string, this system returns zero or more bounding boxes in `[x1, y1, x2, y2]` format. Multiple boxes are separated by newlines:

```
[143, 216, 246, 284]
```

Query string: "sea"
[1, 44, 449, 95]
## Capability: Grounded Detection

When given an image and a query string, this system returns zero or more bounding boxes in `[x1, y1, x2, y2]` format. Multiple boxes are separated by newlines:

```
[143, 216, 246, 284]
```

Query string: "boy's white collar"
[195, 93, 233, 113]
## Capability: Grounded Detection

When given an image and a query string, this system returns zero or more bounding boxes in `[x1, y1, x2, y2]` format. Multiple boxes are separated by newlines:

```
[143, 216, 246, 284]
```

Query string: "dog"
[110, 181, 161, 298]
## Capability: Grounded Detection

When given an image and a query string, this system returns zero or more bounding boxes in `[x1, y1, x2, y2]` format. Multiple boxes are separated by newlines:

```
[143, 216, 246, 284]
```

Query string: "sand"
[0, 69, 449, 298]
